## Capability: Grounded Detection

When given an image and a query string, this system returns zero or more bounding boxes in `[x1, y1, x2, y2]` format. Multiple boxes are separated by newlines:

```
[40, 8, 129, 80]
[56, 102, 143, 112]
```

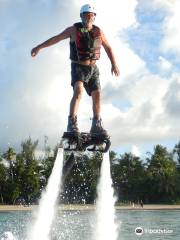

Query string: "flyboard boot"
[62, 115, 82, 151]
[87, 117, 111, 152]
[67, 115, 79, 133]
[90, 117, 108, 136]
[62, 116, 111, 152]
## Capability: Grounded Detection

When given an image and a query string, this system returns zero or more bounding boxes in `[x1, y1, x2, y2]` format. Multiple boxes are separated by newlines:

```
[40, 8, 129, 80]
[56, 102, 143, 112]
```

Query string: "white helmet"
[80, 4, 96, 15]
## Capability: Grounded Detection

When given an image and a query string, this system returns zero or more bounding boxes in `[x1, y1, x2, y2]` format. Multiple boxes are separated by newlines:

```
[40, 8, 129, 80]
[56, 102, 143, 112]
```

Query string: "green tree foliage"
[0, 139, 180, 204]
[40, 144, 56, 186]
[2, 148, 18, 203]
[19, 138, 41, 203]
[62, 152, 102, 204]
[0, 139, 41, 204]
[0, 156, 8, 204]
[111, 152, 145, 202]
[146, 145, 178, 203]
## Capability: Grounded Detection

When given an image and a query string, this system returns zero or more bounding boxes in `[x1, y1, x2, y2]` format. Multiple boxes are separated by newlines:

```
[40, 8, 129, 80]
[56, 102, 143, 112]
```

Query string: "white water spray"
[94, 151, 118, 240]
[29, 148, 64, 240]
[0, 232, 15, 240]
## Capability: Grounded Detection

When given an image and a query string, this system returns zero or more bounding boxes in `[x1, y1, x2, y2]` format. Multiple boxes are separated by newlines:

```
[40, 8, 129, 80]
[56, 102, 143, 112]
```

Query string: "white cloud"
[74, 0, 138, 33]
[163, 74, 180, 119]
[0, 0, 179, 153]
[151, 0, 180, 56]
[131, 145, 141, 157]
[103, 71, 179, 148]
[158, 56, 172, 71]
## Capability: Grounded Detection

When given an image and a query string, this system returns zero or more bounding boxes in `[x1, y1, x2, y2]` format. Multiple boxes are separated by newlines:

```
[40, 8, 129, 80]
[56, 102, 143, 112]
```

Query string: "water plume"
[94, 151, 118, 240]
[0, 232, 15, 240]
[29, 148, 64, 240]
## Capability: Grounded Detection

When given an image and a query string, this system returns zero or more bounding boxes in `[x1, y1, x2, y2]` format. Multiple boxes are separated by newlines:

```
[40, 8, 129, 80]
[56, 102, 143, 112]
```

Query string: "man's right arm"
[31, 26, 74, 57]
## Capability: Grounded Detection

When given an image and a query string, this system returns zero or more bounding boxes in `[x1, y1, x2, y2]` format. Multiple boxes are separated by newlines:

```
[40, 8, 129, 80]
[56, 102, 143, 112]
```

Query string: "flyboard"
[62, 131, 111, 152]
[61, 131, 111, 179]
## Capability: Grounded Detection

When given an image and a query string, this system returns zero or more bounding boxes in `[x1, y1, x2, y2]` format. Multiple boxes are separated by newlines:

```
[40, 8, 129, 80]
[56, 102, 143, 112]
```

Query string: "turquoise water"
[0, 210, 179, 239]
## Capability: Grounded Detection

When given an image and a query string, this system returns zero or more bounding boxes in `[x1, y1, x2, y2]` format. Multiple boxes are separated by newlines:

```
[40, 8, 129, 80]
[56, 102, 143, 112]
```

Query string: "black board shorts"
[71, 62, 101, 96]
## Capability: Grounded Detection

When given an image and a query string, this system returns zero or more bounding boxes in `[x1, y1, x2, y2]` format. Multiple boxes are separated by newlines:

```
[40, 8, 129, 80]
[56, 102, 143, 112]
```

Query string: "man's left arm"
[101, 30, 120, 77]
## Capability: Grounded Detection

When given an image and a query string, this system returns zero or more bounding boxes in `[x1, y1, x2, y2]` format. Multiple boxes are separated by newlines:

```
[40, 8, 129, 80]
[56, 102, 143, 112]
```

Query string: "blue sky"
[0, 0, 180, 157]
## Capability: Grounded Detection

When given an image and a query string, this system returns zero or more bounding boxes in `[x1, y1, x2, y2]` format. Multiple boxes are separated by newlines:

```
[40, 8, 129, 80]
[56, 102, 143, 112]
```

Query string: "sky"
[0, 0, 180, 157]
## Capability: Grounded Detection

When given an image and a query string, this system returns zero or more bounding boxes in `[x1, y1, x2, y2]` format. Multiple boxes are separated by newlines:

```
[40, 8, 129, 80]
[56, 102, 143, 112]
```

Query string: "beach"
[1, 204, 180, 212]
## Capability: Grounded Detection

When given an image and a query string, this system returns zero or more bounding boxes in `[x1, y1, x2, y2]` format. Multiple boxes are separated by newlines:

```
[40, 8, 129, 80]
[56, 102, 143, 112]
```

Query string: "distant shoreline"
[1, 204, 180, 212]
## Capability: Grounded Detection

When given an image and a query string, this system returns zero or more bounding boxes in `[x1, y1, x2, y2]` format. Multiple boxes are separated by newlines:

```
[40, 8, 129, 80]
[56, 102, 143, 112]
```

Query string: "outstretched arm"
[101, 31, 120, 77]
[31, 26, 74, 57]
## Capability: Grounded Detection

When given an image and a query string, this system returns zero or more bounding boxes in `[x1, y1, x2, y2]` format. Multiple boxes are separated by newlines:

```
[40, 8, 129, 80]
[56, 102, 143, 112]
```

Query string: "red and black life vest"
[70, 22, 102, 61]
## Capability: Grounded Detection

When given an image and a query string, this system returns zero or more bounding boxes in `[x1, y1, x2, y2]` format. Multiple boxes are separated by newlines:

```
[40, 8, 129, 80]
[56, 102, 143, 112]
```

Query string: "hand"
[31, 46, 40, 57]
[111, 64, 120, 77]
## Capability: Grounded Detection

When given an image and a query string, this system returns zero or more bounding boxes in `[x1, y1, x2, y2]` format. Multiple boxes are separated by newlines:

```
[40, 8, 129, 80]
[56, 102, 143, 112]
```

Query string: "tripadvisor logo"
[135, 227, 144, 236]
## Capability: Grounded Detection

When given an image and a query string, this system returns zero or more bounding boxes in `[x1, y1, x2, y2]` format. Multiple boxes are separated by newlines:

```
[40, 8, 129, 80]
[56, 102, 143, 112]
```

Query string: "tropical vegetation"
[0, 138, 180, 205]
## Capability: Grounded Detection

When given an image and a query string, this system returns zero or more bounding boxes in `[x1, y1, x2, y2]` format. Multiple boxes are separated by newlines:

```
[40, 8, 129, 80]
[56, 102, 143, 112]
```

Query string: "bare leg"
[91, 89, 107, 134]
[91, 89, 101, 119]
[69, 81, 84, 116]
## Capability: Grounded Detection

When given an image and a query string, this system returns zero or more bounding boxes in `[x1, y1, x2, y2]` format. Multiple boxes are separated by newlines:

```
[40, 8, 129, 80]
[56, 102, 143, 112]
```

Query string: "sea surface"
[0, 209, 179, 240]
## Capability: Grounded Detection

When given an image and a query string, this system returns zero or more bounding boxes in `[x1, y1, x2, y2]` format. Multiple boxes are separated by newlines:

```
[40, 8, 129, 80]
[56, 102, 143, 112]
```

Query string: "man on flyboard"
[31, 4, 120, 152]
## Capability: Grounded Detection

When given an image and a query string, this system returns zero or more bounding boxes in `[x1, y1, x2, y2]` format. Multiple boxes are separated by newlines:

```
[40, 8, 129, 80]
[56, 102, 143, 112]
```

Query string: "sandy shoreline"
[1, 204, 180, 212]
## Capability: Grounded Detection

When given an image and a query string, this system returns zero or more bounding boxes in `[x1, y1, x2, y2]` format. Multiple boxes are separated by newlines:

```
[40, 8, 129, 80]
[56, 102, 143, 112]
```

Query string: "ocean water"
[0, 209, 179, 240]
